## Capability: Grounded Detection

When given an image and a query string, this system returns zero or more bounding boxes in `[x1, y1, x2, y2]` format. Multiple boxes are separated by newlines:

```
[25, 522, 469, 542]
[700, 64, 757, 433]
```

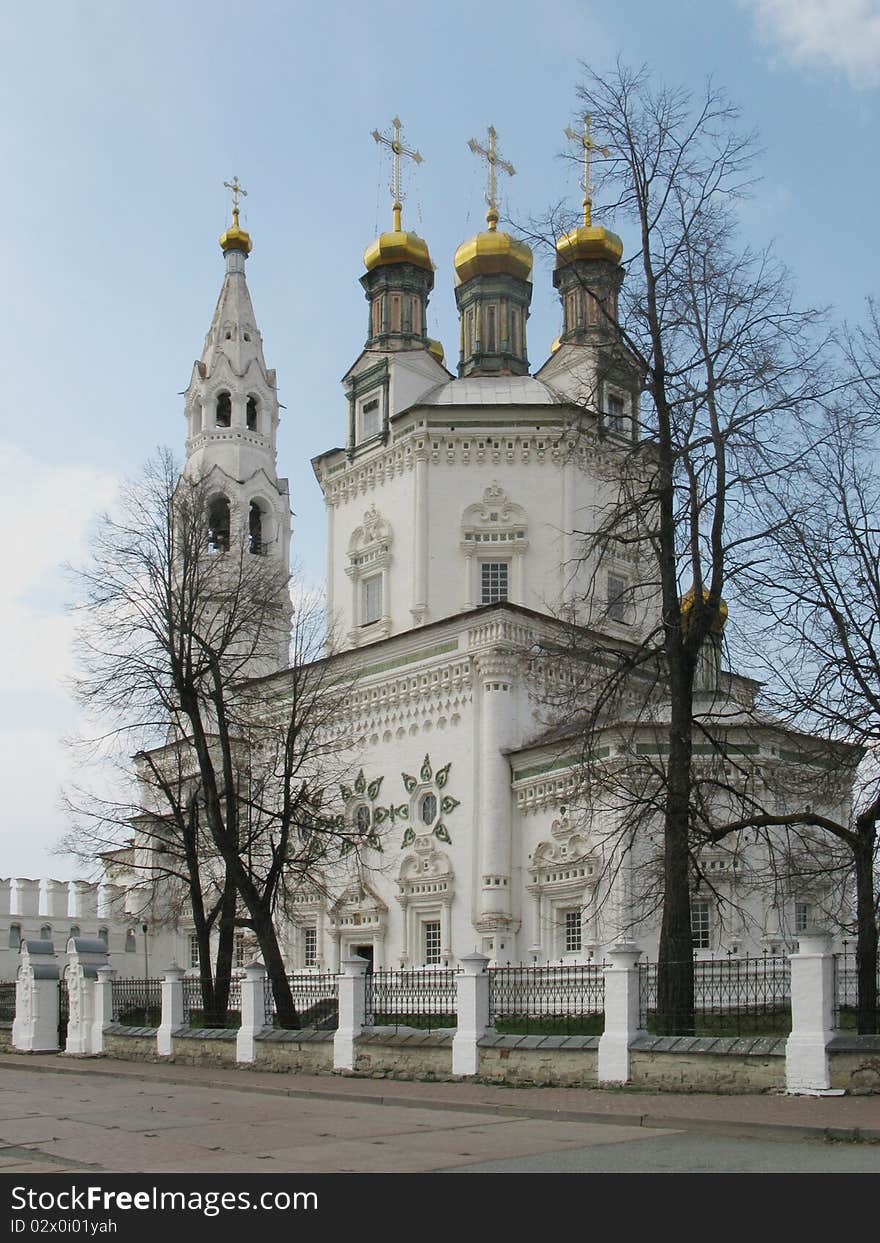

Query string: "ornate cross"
[372, 116, 423, 232]
[564, 115, 609, 227]
[467, 126, 515, 229]
[223, 175, 248, 225]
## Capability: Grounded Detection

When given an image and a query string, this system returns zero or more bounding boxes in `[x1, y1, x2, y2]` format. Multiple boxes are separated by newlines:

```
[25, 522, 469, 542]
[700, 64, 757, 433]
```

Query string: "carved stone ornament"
[399, 755, 458, 845]
[349, 504, 392, 555]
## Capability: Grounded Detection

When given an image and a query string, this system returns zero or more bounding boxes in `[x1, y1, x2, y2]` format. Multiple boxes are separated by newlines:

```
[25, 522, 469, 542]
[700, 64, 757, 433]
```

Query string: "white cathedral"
[1, 127, 847, 982]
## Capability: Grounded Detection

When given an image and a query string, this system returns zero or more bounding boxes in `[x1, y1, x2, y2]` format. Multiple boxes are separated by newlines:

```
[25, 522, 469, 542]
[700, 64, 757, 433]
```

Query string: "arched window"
[248, 501, 264, 555]
[98, 927, 108, 946]
[69, 924, 81, 940]
[9, 923, 21, 949]
[246, 396, 258, 432]
[125, 929, 137, 953]
[215, 391, 232, 428]
[355, 805, 371, 835]
[40, 924, 51, 941]
[207, 496, 230, 553]
[191, 399, 203, 436]
[420, 793, 437, 826]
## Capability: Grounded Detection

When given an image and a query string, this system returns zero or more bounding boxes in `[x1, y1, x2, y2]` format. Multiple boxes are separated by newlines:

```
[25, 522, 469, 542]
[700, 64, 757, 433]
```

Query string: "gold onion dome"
[679, 586, 729, 636]
[454, 208, 533, 285]
[219, 206, 252, 255]
[555, 219, 622, 268]
[427, 338, 445, 364]
[363, 203, 433, 273]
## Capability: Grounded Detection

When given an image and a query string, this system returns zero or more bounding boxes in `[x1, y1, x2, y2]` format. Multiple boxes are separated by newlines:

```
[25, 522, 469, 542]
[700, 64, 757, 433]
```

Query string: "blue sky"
[1, 0, 878, 878]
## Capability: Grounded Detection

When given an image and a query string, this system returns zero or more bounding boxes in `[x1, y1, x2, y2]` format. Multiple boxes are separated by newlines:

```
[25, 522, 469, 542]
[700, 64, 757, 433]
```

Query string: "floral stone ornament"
[338, 769, 384, 853]
[400, 755, 460, 847]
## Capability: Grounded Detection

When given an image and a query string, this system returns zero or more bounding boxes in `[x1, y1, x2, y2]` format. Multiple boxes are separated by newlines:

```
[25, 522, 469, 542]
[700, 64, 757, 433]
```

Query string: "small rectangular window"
[795, 902, 810, 933]
[424, 920, 441, 966]
[362, 575, 382, 625]
[691, 900, 710, 949]
[304, 927, 318, 967]
[607, 573, 627, 623]
[189, 934, 200, 969]
[234, 933, 246, 968]
[606, 393, 626, 433]
[360, 397, 381, 441]
[564, 909, 582, 953]
[481, 561, 509, 604]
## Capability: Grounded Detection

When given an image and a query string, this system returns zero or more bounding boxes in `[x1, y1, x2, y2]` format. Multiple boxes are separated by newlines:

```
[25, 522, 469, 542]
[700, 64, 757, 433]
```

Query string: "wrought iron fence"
[111, 978, 163, 1028]
[833, 942, 880, 1030]
[0, 982, 15, 1023]
[488, 963, 605, 1035]
[639, 955, 791, 1036]
[182, 976, 242, 1029]
[263, 972, 339, 1030]
[365, 968, 458, 1032]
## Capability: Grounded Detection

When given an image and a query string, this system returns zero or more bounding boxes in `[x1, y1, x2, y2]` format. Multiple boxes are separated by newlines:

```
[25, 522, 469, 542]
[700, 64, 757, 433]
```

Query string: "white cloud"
[0, 445, 118, 877]
[744, 0, 880, 86]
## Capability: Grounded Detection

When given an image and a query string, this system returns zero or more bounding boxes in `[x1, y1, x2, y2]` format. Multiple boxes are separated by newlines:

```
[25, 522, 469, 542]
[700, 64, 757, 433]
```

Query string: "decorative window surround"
[526, 812, 599, 962]
[346, 504, 393, 644]
[461, 483, 529, 609]
[397, 835, 454, 967]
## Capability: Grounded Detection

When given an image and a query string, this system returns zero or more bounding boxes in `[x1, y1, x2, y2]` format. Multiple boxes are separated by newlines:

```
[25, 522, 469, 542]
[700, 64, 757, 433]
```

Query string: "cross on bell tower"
[467, 126, 516, 230]
[564, 116, 609, 228]
[372, 117, 423, 233]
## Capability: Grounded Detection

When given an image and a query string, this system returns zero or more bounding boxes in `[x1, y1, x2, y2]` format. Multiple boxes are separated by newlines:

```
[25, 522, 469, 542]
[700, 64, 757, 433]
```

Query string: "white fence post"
[65, 938, 109, 1055]
[12, 940, 60, 1053]
[333, 956, 369, 1072]
[91, 964, 115, 1055]
[236, 961, 269, 1064]
[157, 965, 185, 1057]
[452, 953, 490, 1077]
[786, 928, 836, 1094]
[598, 944, 643, 1085]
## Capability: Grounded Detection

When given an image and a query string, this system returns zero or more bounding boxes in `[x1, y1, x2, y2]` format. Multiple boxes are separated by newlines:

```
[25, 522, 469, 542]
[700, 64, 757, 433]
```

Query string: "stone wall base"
[477, 1045, 598, 1086]
[829, 1041, 880, 1094]
[629, 1050, 785, 1093]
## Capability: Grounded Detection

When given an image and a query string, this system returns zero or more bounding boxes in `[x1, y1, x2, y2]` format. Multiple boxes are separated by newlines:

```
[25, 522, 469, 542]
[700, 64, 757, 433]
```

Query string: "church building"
[142, 123, 848, 974]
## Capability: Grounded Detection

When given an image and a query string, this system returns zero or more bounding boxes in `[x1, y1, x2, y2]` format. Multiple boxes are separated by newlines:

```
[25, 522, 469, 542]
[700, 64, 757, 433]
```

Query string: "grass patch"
[644, 1007, 792, 1037]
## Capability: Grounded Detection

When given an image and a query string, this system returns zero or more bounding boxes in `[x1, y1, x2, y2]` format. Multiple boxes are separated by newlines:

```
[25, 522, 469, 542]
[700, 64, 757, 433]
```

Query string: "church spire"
[453, 126, 532, 377]
[360, 116, 435, 354]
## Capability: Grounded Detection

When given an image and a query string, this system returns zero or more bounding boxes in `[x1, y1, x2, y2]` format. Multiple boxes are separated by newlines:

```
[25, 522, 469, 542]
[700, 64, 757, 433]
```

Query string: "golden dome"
[680, 586, 729, 636]
[219, 206, 252, 255]
[549, 336, 562, 354]
[364, 203, 433, 273]
[427, 338, 445, 364]
[454, 209, 533, 285]
[555, 222, 622, 268]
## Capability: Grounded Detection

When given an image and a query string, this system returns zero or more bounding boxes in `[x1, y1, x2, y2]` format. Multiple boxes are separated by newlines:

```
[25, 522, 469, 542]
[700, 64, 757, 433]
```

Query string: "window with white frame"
[234, 933, 246, 968]
[691, 900, 711, 949]
[423, 920, 441, 965]
[9, 923, 20, 950]
[361, 574, 382, 625]
[607, 573, 628, 623]
[189, 934, 200, 969]
[359, 395, 381, 441]
[125, 929, 136, 953]
[606, 392, 626, 433]
[564, 908, 582, 954]
[303, 926, 318, 968]
[481, 561, 509, 604]
[795, 902, 811, 933]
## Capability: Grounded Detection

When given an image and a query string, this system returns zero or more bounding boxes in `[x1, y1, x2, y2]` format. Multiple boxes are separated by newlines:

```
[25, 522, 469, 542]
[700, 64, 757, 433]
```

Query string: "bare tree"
[530, 62, 836, 1031]
[66, 451, 365, 1028]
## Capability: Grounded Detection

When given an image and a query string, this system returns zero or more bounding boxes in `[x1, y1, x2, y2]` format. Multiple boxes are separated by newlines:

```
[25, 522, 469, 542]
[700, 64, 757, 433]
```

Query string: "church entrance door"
[352, 944, 374, 972]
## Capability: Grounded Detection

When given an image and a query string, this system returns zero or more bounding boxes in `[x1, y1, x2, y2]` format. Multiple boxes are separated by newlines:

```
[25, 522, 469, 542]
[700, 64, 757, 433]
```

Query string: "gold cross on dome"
[223, 175, 248, 224]
[467, 126, 515, 230]
[372, 116, 423, 232]
[565, 115, 609, 227]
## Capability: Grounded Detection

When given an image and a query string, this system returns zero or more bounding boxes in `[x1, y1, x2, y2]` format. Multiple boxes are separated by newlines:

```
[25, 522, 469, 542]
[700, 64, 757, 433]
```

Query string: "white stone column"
[44, 880, 70, 920]
[157, 965, 185, 1057]
[333, 955, 369, 1072]
[598, 943, 644, 1085]
[64, 938, 109, 1055]
[236, 960, 269, 1064]
[91, 965, 115, 1055]
[12, 878, 40, 918]
[475, 654, 516, 946]
[452, 953, 490, 1077]
[12, 940, 59, 1053]
[786, 929, 836, 1094]
[411, 448, 428, 623]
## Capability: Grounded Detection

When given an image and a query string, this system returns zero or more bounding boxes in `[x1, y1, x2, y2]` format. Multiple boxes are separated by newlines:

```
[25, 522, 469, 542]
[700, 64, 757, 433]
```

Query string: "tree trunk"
[251, 908, 299, 1029]
[657, 667, 696, 1035]
[853, 831, 878, 1035]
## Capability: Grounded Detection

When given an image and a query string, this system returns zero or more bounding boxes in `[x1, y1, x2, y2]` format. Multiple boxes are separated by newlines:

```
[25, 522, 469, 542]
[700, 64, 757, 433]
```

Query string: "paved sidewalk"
[1, 1052, 878, 1143]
